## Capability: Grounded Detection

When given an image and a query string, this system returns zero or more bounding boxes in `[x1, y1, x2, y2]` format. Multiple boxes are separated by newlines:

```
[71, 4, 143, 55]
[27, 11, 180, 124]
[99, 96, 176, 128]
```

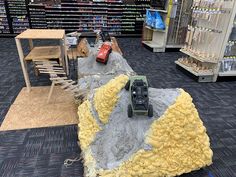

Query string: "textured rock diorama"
[77, 74, 213, 177]
[76, 50, 135, 102]
[77, 38, 90, 57]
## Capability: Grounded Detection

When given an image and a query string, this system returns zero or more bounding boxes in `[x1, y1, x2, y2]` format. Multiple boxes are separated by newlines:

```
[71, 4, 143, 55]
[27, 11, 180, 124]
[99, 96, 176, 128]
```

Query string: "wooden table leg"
[29, 39, 33, 50]
[47, 81, 55, 103]
[60, 39, 65, 70]
[28, 39, 39, 76]
[64, 34, 69, 75]
[15, 38, 31, 92]
[60, 36, 69, 75]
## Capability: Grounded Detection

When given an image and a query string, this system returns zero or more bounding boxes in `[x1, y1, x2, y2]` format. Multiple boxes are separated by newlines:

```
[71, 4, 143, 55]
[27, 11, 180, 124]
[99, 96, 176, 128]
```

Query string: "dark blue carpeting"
[0, 38, 236, 177]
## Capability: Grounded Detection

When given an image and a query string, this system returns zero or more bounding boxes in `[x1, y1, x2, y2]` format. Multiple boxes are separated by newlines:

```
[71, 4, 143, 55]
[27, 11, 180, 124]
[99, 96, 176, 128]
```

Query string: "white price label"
[66, 37, 77, 46]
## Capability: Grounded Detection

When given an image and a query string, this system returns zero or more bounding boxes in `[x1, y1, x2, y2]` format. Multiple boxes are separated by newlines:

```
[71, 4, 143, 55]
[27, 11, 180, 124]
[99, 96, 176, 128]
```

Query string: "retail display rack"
[0, 0, 149, 36]
[0, 0, 30, 35]
[0, 0, 10, 34]
[176, 0, 236, 82]
[166, 0, 193, 48]
[142, 8, 169, 52]
[219, 14, 236, 77]
[142, 0, 193, 52]
[28, 3, 47, 29]
[1, 0, 192, 40]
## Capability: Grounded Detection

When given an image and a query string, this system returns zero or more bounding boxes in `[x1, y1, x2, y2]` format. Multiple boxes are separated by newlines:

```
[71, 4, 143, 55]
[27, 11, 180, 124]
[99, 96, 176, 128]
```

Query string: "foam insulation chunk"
[78, 100, 101, 151]
[94, 74, 129, 124]
[98, 89, 213, 177]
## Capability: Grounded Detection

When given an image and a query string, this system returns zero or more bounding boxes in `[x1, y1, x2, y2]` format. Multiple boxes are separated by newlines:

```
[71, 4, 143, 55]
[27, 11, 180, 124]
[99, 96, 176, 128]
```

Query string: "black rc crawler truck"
[125, 76, 153, 118]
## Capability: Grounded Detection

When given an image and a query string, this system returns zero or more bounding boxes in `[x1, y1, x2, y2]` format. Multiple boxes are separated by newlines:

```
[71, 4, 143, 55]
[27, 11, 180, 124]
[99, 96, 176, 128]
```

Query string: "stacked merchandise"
[123, 1, 149, 34]
[107, 1, 122, 34]
[166, 0, 193, 47]
[28, 4, 47, 29]
[6, 0, 29, 34]
[142, 2, 168, 52]
[28, 0, 150, 35]
[92, 0, 108, 32]
[92, 1, 107, 31]
[45, 1, 65, 30]
[219, 15, 236, 76]
[0, 0, 10, 34]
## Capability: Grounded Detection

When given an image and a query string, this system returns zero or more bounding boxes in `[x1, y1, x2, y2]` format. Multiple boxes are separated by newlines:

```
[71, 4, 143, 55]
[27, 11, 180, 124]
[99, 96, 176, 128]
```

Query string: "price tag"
[66, 37, 77, 46]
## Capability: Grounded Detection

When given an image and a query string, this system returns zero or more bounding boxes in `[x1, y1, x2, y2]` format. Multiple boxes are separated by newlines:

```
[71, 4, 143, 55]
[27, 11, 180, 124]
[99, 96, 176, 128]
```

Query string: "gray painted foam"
[78, 75, 115, 93]
[90, 88, 180, 170]
[77, 52, 136, 98]
[77, 52, 135, 77]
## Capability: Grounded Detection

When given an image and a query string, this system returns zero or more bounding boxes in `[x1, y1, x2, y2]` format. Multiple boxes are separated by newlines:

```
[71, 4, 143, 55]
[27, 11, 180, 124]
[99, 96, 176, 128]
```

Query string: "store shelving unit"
[0, 0, 191, 37]
[6, 0, 30, 34]
[142, 6, 169, 52]
[0, 0, 10, 34]
[176, 0, 236, 82]
[0, 0, 150, 36]
[142, 0, 192, 51]
[26, 0, 150, 35]
[219, 15, 236, 77]
[122, 1, 149, 34]
[166, 0, 193, 48]
[28, 3, 47, 29]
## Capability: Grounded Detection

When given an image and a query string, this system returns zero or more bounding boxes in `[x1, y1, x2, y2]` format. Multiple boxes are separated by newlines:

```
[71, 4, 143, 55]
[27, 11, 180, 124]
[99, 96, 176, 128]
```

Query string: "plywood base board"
[0, 86, 79, 131]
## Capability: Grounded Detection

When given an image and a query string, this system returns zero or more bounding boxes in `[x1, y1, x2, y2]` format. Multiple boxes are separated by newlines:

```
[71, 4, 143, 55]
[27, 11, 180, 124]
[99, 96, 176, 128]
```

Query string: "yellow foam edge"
[94, 74, 129, 124]
[98, 89, 213, 177]
[78, 100, 101, 151]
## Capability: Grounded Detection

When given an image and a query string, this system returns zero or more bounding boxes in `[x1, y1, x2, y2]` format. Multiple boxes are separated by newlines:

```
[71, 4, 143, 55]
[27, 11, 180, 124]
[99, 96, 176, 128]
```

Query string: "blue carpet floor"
[0, 38, 235, 177]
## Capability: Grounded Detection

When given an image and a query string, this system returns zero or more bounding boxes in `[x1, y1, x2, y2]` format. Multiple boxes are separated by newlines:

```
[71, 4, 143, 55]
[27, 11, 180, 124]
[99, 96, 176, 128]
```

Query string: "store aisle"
[0, 38, 235, 177]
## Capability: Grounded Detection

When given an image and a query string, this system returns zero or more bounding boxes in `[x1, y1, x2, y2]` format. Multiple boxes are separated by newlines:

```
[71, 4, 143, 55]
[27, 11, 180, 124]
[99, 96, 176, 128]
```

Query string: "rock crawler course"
[76, 50, 213, 177]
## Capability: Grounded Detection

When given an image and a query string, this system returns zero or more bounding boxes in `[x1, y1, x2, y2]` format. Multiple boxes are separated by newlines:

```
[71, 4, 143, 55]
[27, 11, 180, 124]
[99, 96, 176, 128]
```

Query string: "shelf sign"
[66, 37, 77, 46]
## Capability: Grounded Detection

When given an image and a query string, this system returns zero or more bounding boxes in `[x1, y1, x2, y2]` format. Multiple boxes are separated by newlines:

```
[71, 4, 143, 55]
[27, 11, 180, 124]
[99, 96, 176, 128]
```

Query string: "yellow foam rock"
[83, 148, 98, 177]
[98, 89, 213, 177]
[94, 74, 129, 124]
[78, 100, 101, 151]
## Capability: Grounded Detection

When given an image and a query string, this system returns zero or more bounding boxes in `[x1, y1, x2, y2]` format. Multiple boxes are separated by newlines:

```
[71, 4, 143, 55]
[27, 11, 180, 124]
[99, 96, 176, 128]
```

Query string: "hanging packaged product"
[146, 9, 165, 30]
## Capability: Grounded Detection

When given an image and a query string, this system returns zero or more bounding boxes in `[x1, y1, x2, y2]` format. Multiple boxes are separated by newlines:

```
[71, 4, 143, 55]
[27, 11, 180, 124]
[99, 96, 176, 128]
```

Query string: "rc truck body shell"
[125, 76, 153, 117]
[96, 42, 112, 64]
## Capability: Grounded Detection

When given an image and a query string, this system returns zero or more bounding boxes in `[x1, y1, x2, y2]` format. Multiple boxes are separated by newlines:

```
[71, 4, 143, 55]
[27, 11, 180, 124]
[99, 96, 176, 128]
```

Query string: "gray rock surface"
[77, 51, 135, 96]
[78, 75, 114, 93]
[90, 88, 180, 170]
[78, 52, 135, 77]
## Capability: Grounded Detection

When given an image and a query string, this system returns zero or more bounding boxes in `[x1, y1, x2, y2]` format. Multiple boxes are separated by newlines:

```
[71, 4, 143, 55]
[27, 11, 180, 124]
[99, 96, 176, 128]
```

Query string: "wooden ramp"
[34, 60, 82, 103]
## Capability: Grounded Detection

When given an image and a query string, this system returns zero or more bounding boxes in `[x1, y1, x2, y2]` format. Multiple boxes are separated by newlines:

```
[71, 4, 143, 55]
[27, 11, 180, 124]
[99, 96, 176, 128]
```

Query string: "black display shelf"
[0, 0, 11, 34]
[0, 0, 150, 36]
[6, 0, 30, 34]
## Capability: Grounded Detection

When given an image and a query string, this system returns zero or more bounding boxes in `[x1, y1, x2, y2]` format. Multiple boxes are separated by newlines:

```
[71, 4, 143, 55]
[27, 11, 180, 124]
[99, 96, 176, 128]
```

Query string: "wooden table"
[15, 29, 68, 92]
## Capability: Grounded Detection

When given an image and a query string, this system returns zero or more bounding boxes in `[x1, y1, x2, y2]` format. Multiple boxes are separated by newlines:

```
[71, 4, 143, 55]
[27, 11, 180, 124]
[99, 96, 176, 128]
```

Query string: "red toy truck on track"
[96, 42, 112, 65]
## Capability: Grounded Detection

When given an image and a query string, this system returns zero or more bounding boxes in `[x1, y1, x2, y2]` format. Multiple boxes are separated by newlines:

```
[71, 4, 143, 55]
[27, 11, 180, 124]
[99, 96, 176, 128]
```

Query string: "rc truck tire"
[148, 104, 153, 117]
[128, 104, 133, 118]
[125, 80, 130, 90]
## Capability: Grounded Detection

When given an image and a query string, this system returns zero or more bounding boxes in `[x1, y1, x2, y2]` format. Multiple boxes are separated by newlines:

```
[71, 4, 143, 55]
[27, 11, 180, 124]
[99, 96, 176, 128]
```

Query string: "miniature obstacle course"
[77, 75, 212, 177]
[75, 36, 212, 177]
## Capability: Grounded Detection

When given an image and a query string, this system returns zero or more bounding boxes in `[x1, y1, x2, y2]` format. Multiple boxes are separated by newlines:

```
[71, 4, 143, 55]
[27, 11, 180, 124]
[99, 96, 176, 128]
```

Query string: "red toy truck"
[96, 42, 112, 64]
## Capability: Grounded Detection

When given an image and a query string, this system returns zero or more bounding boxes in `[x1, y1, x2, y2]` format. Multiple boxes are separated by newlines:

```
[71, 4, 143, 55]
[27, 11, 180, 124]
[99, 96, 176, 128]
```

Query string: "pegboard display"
[176, 0, 236, 82]
[166, 0, 193, 47]
[219, 15, 236, 75]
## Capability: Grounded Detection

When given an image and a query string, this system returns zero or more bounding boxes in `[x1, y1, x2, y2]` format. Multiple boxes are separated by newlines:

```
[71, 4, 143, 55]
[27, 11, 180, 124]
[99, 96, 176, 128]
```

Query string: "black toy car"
[100, 30, 111, 42]
[125, 76, 153, 118]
